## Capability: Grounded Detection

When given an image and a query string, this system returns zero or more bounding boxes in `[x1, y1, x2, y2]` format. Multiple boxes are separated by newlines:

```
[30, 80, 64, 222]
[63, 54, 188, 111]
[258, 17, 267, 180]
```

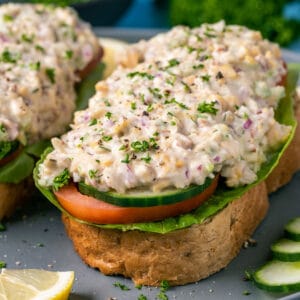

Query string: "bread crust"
[62, 181, 269, 286]
[0, 177, 33, 220]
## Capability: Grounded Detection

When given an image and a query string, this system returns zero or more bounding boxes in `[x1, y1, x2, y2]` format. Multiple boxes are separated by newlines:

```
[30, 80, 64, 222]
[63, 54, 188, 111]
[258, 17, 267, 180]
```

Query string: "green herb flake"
[131, 140, 150, 153]
[160, 280, 170, 292]
[193, 63, 204, 70]
[89, 118, 97, 126]
[201, 74, 211, 82]
[88, 169, 98, 179]
[121, 153, 130, 164]
[35, 45, 45, 53]
[29, 61, 41, 71]
[113, 281, 131, 291]
[141, 153, 151, 163]
[127, 71, 154, 80]
[1, 50, 18, 64]
[105, 112, 112, 119]
[243, 290, 251, 296]
[157, 291, 168, 300]
[52, 169, 70, 191]
[65, 50, 73, 59]
[131, 102, 137, 110]
[45, 68, 56, 84]
[166, 76, 176, 86]
[21, 34, 34, 43]
[3, 14, 13, 22]
[0, 261, 6, 268]
[148, 87, 163, 99]
[164, 98, 189, 110]
[103, 98, 111, 107]
[197, 101, 218, 115]
[135, 284, 143, 290]
[181, 81, 192, 93]
[147, 104, 154, 112]
[138, 294, 148, 300]
[165, 58, 180, 69]
[102, 135, 112, 142]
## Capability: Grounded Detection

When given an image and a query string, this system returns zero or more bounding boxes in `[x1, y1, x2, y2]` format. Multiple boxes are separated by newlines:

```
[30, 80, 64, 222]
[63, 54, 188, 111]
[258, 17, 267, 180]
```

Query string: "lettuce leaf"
[0, 63, 104, 184]
[34, 64, 300, 234]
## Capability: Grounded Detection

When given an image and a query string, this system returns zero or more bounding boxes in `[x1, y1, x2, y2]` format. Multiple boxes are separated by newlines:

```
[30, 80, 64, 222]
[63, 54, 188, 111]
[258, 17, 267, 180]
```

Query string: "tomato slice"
[54, 176, 219, 224]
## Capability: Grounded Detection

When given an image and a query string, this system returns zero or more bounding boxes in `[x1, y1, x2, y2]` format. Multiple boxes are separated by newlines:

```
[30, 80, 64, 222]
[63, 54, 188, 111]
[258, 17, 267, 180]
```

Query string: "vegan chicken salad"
[38, 21, 290, 197]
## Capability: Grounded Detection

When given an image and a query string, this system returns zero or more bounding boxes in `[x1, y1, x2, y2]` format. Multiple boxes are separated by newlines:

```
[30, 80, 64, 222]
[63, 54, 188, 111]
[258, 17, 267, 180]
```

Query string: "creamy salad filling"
[0, 3, 100, 144]
[38, 21, 291, 193]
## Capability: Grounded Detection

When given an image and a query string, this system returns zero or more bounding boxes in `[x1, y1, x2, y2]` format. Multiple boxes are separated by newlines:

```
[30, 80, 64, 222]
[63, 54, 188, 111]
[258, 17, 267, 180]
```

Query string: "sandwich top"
[0, 3, 100, 145]
[38, 21, 291, 194]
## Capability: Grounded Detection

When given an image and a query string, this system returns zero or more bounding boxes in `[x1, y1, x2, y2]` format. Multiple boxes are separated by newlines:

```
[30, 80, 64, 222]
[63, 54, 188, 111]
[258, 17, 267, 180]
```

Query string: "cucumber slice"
[285, 218, 300, 241]
[253, 260, 300, 293]
[78, 176, 214, 207]
[271, 239, 300, 261]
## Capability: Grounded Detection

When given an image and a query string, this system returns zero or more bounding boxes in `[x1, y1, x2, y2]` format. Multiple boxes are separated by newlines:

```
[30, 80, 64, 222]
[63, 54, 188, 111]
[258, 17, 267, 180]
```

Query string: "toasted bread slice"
[0, 177, 33, 220]
[62, 181, 269, 286]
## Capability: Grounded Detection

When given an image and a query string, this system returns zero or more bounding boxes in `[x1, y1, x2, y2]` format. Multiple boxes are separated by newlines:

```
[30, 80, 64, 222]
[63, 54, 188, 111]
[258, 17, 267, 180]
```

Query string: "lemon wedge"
[0, 269, 74, 300]
[99, 37, 129, 78]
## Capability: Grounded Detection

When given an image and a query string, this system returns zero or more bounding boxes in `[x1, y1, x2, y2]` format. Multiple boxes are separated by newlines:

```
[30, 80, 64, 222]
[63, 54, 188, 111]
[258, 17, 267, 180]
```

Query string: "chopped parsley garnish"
[197, 101, 218, 115]
[201, 74, 211, 82]
[113, 281, 131, 291]
[35, 45, 45, 53]
[1, 50, 18, 64]
[88, 169, 98, 179]
[21, 34, 34, 43]
[105, 112, 112, 119]
[127, 71, 154, 80]
[131, 140, 150, 152]
[138, 295, 148, 300]
[29, 61, 41, 71]
[65, 50, 73, 59]
[148, 87, 163, 99]
[199, 54, 211, 61]
[141, 153, 151, 163]
[121, 153, 130, 164]
[181, 81, 192, 93]
[103, 98, 111, 107]
[160, 280, 170, 292]
[52, 169, 70, 191]
[166, 76, 176, 86]
[131, 102, 137, 110]
[89, 118, 97, 126]
[193, 63, 204, 70]
[165, 58, 180, 69]
[0, 261, 6, 268]
[164, 98, 189, 110]
[102, 135, 112, 142]
[0, 124, 6, 133]
[45, 68, 56, 84]
[3, 14, 13, 22]
[157, 291, 168, 300]
[147, 104, 153, 112]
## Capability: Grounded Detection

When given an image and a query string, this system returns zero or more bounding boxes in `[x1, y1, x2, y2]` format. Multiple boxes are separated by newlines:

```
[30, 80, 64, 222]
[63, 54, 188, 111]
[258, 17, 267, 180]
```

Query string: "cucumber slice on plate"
[285, 218, 300, 241]
[253, 260, 300, 292]
[271, 239, 300, 261]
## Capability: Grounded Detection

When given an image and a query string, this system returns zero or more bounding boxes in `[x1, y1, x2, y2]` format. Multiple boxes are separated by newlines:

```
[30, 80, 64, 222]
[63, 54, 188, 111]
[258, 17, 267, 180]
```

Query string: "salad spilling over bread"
[0, 3, 103, 219]
[35, 21, 300, 286]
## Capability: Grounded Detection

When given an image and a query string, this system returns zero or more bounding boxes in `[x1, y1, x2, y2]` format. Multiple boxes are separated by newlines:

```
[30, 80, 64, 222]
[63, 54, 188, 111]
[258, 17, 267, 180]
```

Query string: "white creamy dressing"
[38, 21, 291, 193]
[0, 4, 99, 144]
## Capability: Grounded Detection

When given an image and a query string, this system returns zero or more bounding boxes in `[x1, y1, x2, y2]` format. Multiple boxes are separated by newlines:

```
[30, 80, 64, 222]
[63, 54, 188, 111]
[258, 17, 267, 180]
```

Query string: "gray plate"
[1, 29, 300, 300]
